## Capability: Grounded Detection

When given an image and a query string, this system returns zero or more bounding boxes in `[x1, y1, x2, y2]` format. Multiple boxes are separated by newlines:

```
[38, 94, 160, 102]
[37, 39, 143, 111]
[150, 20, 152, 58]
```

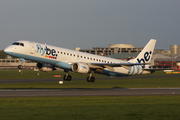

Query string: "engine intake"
[72, 62, 89, 74]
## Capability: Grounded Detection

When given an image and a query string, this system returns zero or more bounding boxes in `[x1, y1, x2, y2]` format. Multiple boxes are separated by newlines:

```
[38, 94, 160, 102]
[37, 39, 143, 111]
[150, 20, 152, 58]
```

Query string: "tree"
[0, 50, 7, 59]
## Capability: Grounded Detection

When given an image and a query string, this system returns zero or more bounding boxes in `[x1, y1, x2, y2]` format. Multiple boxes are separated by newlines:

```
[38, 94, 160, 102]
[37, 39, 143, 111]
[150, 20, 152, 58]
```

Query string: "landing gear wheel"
[18, 65, 23, 69]
[91, 76, 95, 82]
[87, 77, 91, 82]
[63, 75, 72, 81]
[86, 76, 95, 82]
[67, 75, 72, 81]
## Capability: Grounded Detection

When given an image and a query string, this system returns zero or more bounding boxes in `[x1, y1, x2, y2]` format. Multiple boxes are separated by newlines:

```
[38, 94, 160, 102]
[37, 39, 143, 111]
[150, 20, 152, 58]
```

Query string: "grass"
[0, 70, 178, 80]
[1, 77, 180, 89]
[0, 96, 180, 120]
[0, 70, 106, 79]
[0, 70, 180, 120]
[0, 70, 180, 89]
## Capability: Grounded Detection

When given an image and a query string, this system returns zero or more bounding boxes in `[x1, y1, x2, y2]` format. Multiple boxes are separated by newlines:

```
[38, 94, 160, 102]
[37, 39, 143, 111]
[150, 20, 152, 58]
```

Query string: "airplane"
[4, 39, 157, 82]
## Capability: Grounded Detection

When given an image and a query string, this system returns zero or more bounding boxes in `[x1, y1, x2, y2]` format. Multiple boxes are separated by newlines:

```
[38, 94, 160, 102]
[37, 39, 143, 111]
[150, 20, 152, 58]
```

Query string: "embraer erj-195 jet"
[4, 39, 157, 82]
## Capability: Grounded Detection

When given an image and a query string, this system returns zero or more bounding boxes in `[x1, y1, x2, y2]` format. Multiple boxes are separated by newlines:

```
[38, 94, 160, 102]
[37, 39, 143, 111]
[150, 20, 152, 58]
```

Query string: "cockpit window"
[12, 42, 24, 46]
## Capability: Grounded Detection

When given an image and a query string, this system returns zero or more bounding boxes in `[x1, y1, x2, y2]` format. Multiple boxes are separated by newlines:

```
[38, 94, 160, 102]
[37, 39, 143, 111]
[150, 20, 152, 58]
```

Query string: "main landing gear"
[63, 70, 95, 82]
[86, 73, 95, 82]
[63, 72, 72, 81]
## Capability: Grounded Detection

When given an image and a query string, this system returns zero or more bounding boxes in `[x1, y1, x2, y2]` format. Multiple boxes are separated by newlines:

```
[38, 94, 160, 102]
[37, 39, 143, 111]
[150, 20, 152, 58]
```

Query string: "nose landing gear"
[17, 58, 25, 73]
[18, 65, 23, 69]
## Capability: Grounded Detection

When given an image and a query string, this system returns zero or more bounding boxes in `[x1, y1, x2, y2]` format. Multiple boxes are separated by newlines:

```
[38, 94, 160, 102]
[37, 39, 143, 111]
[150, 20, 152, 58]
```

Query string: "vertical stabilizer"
[128, 39, 156, 64]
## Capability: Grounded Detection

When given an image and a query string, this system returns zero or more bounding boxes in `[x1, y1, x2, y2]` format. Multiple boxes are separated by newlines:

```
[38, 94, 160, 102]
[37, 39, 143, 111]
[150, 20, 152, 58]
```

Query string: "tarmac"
[0, 88, 180, 97]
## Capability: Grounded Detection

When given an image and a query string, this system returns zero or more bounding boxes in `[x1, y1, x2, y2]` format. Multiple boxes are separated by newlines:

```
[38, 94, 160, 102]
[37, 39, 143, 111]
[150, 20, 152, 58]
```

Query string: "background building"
[76, 43, 180, 56]
[153, 49, 171, 56]
[76, 44, 143, 55]
[170, 45, 180, 55]
[0, 59, 36, 69]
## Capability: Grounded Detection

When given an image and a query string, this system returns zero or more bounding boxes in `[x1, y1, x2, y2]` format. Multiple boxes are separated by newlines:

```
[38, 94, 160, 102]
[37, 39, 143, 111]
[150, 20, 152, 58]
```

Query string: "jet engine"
[36, 62, 56, 72]
[72, 62, 90, 74]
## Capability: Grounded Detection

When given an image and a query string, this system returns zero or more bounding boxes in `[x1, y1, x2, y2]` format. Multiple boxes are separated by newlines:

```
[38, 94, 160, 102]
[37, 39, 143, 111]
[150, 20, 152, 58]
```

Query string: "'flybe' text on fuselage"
[36, 44, 58, 59]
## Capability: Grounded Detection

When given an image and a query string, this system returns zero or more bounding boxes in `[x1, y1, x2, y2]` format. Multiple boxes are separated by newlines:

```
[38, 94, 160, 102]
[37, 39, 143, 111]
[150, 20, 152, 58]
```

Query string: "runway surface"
[0, 88, 180, 97]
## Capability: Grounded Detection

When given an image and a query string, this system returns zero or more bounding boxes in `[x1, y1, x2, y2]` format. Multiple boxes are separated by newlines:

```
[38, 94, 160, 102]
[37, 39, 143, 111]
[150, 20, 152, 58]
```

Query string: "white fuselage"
[4, 40, 151, 76]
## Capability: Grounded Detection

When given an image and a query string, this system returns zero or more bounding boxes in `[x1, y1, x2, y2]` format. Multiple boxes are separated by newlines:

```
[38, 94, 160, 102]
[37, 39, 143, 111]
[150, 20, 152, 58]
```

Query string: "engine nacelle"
[72, 62, 90, 74]
[36, 62, 55, 72]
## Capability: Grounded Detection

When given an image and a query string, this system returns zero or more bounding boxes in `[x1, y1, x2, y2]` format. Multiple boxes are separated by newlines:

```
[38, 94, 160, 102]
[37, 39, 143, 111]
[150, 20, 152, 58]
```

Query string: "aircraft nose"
[4, 46, 13, 54]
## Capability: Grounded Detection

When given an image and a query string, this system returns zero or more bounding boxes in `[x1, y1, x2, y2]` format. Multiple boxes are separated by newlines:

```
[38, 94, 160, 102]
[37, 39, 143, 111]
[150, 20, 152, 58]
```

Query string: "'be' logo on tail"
[137, 51, 152, 68]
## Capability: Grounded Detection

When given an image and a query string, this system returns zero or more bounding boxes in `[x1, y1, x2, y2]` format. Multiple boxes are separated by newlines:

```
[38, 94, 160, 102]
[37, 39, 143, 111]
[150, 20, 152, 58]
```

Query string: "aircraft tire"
[63, 75, 72, 81]
[86, 77, 91, 82]
[18, 65, 23, 69]
[63, 75, 67, 81]
[91, 76, 95, 82]
[86, 76, 95, 82]
[67, 75, 72, 81]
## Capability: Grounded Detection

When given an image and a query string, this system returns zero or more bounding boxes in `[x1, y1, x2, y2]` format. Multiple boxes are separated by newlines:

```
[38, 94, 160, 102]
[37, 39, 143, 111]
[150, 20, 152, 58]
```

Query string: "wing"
[88, 62, 145, 71]
[67, 62, 145, 71]
[90, 62, 144, 67]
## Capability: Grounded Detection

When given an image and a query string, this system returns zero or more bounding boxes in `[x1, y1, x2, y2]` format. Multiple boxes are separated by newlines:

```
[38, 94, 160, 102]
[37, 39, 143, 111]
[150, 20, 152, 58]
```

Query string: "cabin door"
[30, 42, 36, 54]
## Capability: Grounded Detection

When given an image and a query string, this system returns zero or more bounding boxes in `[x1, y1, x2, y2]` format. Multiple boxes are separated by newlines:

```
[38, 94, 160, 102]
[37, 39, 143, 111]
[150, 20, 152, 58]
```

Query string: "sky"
[0, 0, 180, 50]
